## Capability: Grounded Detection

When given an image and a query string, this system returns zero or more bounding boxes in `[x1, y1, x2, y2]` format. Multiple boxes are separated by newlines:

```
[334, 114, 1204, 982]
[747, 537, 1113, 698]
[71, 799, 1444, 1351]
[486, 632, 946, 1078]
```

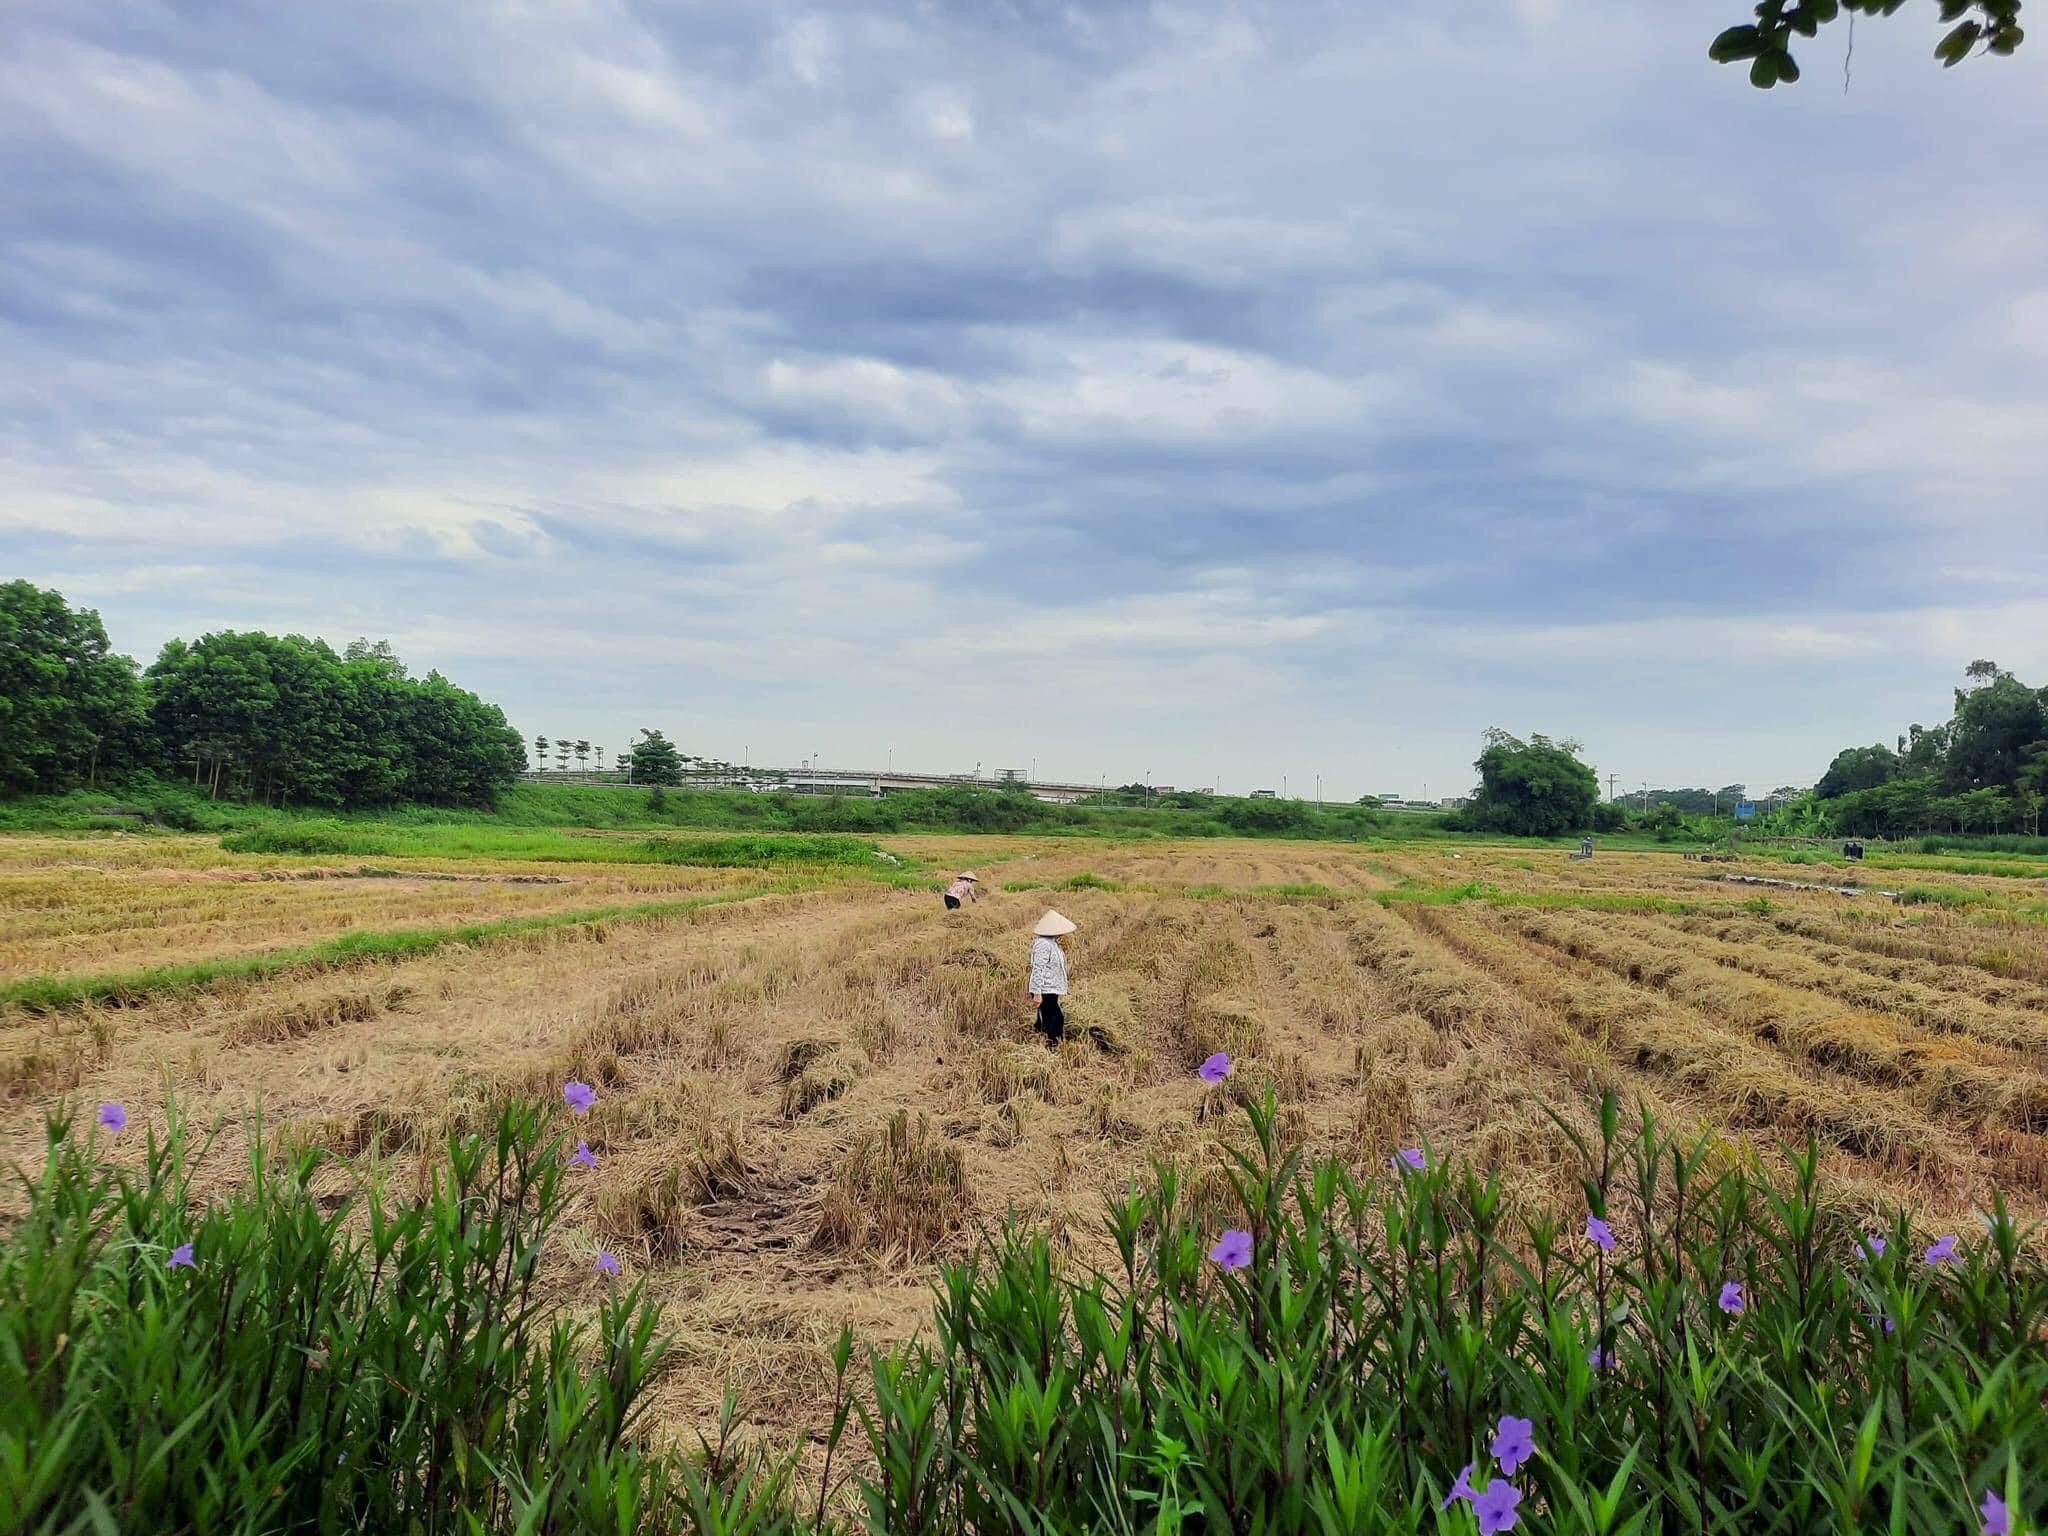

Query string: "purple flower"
[563, 1080, 598, 1115]
[1862, 1233, 1887, 1259]
[1882, 1314, 1896, 1336]
[1440, 1463, 1476, 1510]
[1209, 1228, 1253, 1272]
[1474, 1479, 1523, 1535]
[1393, 1146, 1426, 1174]
[97, 1102, 127, 1133]
[571, 1141, 598, 1171]
[1198, 1051, 1233, 1085]
[1586, 1214, 1616, 1253]
[168, 1242, 196, 1270]
[1981, 1490, 2010, 1536]
[1925, 1234, 1959, 1267]
[1587, 1342, 1617, 1370]
[1718, 1280, 1746, 1315]
[1490, 1414, 1535, 1476]
[594, 1250, 621, 1277]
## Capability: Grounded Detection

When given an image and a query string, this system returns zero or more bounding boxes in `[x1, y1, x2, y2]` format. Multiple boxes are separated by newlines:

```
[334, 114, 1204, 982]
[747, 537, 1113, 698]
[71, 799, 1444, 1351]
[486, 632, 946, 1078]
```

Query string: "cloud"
[3, 0, 2045, 795]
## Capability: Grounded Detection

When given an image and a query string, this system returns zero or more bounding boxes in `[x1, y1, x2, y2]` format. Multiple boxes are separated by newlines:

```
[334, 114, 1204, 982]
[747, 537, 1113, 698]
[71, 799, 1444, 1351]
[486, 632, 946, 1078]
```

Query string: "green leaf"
[1936, 18, 1982, 63]
[1776, 49, 1802, 81]
[1750, 51, 1781, 86]
[1937, 0, 1971, 19]
[1710, 23, 1765, 60]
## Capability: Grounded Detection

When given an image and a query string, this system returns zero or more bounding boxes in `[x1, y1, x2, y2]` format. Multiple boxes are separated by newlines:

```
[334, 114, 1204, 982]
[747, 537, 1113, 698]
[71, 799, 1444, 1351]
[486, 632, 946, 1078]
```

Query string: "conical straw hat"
[1034, 909, 1077, 937]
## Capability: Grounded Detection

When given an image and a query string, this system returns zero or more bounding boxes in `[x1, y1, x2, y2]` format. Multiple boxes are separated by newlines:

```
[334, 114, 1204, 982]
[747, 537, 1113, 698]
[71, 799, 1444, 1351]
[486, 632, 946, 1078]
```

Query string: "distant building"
[1439, 796, 1470, 810]
[1153, 785, 1175, 794]
[1250, 788, 1278, 799]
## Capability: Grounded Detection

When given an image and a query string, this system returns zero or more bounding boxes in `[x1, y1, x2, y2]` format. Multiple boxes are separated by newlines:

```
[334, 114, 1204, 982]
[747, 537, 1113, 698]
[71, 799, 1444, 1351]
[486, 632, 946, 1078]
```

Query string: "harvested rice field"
[6, 830, 2048, 1450]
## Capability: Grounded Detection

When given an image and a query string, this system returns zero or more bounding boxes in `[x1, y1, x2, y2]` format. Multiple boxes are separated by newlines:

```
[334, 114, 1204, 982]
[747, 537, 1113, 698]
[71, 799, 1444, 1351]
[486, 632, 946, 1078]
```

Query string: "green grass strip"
[216, 824, 891, 869]
[1372, 880, 1695, 914]
[0, 885, 794, 1015]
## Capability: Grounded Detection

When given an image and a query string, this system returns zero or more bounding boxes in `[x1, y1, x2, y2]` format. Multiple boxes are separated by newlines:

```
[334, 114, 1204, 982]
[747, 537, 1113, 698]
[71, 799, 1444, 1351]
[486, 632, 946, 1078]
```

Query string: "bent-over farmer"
[943, 871, 979, 910]
[1028, 909, 1076, 1046]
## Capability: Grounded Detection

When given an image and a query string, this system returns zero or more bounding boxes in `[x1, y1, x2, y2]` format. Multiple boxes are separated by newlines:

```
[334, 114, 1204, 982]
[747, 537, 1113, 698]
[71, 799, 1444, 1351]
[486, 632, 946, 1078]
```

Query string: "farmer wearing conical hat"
[1028, 909, 1076, 1047]
[943, 871, 979, 911]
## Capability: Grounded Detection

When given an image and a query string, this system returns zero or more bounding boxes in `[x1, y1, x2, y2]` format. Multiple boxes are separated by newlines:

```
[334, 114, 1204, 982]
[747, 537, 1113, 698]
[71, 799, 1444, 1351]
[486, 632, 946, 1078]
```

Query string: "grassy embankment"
[0, 780, 1415, 841]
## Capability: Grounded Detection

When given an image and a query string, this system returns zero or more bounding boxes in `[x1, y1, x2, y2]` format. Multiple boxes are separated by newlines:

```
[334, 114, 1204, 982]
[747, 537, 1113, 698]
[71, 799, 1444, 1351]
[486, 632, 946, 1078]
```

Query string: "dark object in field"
[1844, 840, 1865, 861]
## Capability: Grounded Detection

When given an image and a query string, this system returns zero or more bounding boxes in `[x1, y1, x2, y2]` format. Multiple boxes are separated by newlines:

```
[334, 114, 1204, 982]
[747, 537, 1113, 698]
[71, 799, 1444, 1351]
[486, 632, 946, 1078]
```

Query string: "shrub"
[857, 1092, 2048, 1535]
[0, 1103, 778, 1534]
[12, 1095, 2046, 1534]
[220, 823, 360, 856]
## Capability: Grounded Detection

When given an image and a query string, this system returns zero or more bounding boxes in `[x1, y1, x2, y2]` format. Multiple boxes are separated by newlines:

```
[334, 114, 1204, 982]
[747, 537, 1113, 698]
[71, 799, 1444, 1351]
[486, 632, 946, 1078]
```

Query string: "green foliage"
[145, 630, 522, 809]
[1946, 665, 2047, 791]
[1056, 871, 1124, 891]
[877, 1091, 2046, 1534]
[11, 1094, 2046, 1533]
[1711, 0, 2025, 89]
[1219, 796, 1314, 835]
[0, 780, 1410, 844]
[1816, 743, 1900, 799]
[635, 835, 882, 868]
[0, 580, 150, 793]
[0, 585, 523, 811]
[1810, 663, 2048, 837]
[0, 1104, 794, 1536]
[1456, 730, 1599, 837]
[217, 823, 884, 870]
[628, 728, 685, 786]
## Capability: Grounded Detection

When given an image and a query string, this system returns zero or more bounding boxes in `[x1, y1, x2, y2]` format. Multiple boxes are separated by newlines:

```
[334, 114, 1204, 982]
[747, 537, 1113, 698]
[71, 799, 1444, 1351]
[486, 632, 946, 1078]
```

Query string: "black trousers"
[944, 894, 961, 909]
[1035, 994, 1065, 1044]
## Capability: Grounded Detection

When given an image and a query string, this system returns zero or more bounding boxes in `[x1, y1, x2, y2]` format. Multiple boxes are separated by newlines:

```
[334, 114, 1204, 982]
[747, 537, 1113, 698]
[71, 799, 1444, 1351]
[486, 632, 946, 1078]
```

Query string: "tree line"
[1, 581, 524, 808]
[1810, 661, 2047, 836]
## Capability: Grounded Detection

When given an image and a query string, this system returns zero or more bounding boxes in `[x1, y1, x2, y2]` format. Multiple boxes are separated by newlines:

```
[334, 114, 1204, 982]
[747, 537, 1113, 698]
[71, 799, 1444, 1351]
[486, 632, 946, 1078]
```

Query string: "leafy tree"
[0, 582, 151, 793]
[1459, 730, 1599, 836]
[1814, 743, 1899, 799]
[554, 741, 569, 772]
[1898, 723, 1949, 773]
[574, 740, 591, 775]
[1943, 662, 2046, 791]
[1711, 0, 2024, 89]
[146, 630, 518, 808]
[343, 638, 408, 678]
[533, 735, 549, 773]
[398, 672, 525, 806]
[628, 729, 683, 786]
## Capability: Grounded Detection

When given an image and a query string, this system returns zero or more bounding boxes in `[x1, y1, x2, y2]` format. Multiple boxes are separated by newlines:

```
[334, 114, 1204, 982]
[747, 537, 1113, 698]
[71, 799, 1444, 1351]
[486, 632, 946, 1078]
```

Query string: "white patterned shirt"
[1029, 935, 1069, 996]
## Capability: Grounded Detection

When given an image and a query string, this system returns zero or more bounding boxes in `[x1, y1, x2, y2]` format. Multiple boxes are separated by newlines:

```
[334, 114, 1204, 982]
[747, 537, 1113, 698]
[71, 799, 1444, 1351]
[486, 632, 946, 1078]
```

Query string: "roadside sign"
[1735, 802, 1756, 822]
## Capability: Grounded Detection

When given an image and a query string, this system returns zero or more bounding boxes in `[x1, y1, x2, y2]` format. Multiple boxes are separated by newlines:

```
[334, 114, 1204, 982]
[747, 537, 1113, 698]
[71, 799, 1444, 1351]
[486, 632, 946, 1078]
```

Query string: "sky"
[4, 1, 2046, 800]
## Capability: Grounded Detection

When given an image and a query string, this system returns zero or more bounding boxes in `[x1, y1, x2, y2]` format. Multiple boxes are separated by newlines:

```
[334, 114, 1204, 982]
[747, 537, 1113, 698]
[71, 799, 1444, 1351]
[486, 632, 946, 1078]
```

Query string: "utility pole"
[1605, 773, 1618, 802]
